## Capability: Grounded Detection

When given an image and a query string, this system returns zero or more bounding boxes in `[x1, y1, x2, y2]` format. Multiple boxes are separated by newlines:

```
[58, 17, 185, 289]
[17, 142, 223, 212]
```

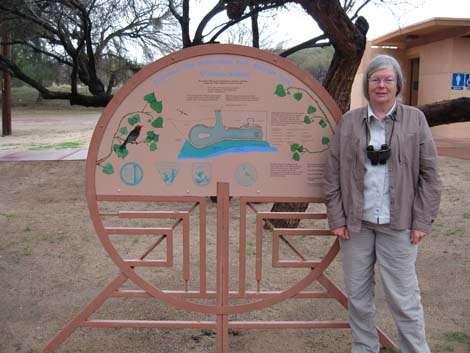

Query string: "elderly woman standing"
[323, 54, 441, 353]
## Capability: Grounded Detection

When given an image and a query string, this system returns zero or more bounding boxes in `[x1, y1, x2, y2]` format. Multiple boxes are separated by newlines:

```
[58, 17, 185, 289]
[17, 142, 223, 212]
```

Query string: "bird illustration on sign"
[96, 92, 164, 175]
[119, 125, 143, 150]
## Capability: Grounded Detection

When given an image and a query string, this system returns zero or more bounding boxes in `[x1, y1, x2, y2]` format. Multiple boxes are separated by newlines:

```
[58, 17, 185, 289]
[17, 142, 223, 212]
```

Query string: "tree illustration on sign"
[96, 92, 164, 174]
[274, 84, 333, 161]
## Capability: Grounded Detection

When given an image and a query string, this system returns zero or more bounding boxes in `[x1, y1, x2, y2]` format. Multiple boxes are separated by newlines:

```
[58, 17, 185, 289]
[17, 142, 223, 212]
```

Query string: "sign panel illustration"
[89, 44, 341, 197]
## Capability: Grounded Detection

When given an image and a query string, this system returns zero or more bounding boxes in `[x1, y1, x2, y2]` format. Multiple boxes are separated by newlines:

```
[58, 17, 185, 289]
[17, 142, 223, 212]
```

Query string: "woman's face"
[368, 67, 398, 107]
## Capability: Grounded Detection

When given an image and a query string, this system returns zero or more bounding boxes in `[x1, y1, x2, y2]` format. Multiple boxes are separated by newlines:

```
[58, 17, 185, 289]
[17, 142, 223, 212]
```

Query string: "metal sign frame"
[45, 44, 395, 352]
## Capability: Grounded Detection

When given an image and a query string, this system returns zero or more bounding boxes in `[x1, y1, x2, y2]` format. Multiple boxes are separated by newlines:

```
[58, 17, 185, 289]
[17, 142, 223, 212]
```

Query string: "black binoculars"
[366, 144, 391, 165]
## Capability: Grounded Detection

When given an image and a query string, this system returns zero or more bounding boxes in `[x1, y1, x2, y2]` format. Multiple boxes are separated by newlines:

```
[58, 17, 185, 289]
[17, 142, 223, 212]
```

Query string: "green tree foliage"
[279, 47, 334, 83]
[0, 0, 181, 106]
[11, 42, 58, 87]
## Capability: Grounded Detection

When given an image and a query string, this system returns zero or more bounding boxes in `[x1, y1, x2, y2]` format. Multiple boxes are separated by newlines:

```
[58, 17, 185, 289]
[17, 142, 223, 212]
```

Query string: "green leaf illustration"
[321, 136, 330, 145]
[293, 152, 300, 161]
[146, 130, 159, 143]
[293, 92, 303, 101]
[113, 144, 128, 159]
[149, 142, 157, 152]
[151, 101, 163, 113]
[152, 117, 163, 128]
[128, 114, 140, 126]
[144, 92, 156, 102]
[304, 116, 312, 124]
[274, 84, 286, 97]
[307, 105, 317, 114]
[119, 127, 128, 135]
[319, 119, 327, 128]
[144, 92, 163, 113]
[290, 143, 305, 153]
[103, 163, 114, 175]
[290, 143, 300, 152]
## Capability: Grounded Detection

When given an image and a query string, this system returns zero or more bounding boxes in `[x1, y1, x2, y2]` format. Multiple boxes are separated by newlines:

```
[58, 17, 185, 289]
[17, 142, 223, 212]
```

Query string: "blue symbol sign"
[156, 162, 179, 184]
[192, 163, 211, 186]
[235, 163, 257, 187]
[120, 162, 144, 186]
[452, 72, 465, 90]
[466, 74, 470, 88]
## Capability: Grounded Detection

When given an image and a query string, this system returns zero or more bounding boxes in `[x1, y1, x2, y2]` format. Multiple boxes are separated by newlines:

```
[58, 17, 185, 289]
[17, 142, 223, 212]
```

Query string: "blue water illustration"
[178, 139, 277, 160]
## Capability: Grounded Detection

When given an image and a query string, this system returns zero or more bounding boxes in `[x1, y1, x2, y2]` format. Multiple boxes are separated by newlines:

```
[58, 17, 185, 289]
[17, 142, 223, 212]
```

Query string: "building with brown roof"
[351, 17, 470, 139]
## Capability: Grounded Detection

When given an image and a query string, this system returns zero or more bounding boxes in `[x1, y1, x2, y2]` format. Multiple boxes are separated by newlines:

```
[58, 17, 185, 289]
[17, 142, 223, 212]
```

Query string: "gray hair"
[363, 54, 404, 101]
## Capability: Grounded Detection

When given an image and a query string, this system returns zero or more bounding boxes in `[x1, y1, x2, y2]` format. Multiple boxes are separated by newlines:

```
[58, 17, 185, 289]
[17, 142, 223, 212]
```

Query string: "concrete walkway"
[0, 148, 88, 161]
[1, 139, 469, 161]
[434, 138, 470, 160]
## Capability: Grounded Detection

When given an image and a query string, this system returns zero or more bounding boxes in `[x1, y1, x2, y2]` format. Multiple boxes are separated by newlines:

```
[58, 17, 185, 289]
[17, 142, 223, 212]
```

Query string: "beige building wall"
[415, 37, 470, 103]
[351, 36, 470, 140]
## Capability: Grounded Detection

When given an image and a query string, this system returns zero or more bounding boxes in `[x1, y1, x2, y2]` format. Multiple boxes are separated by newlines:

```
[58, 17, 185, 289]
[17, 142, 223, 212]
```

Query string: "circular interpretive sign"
[88, 44, 341, 197]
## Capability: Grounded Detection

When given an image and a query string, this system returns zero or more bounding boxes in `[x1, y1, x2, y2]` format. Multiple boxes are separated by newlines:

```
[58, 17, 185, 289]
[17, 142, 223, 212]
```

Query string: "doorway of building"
[409, 58, 420, 106]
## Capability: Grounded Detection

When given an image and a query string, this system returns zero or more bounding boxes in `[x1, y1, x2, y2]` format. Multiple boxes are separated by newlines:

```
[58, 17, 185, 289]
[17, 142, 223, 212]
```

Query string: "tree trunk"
[298, 1, 368, 112]
[1, 30, 11, 136]
[419, 97, 470, 127]
[269, 0, 368, 228]
[268, 202, 307, 228]
[250, 4, 260, 48]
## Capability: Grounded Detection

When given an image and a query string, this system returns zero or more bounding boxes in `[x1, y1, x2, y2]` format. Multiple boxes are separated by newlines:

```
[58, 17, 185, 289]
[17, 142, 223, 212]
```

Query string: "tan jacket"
[323, 103, 441, 234]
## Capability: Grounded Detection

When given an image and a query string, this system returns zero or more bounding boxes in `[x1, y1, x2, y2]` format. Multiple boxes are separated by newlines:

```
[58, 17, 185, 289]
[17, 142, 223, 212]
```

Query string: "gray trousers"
[340, 222, 431, 353]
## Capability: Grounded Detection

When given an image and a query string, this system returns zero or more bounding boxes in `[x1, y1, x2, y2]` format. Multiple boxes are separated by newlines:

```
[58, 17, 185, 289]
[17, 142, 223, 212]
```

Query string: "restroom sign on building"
[451, 72, 470, 90]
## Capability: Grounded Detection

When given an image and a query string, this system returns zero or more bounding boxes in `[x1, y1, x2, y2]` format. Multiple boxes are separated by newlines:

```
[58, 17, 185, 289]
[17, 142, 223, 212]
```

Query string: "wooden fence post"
[2, 30, 12, 136]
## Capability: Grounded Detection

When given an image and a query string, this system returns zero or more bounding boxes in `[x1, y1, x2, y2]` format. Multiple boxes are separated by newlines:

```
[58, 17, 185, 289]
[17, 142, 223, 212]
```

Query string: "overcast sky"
[273, 0, 470, 45]
[359, 0, 470, 39]
[190, 0, 470, 48]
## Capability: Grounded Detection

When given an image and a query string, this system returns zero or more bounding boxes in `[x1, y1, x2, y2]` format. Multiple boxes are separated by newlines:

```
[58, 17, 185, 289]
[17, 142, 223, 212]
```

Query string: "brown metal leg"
[216, 183, 230, 353]
[44, 274, 128, 353]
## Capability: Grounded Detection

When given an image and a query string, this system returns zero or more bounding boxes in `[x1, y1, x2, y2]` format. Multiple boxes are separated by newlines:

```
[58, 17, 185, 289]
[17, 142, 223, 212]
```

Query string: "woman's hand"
[410, 229, 427, 244]
[332, 226, 349, 240]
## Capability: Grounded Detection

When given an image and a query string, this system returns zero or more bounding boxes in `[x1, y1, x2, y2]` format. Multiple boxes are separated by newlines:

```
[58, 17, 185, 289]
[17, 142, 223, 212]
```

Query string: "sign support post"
[1, 30, 12, 136]
[216, 182, 230, 353]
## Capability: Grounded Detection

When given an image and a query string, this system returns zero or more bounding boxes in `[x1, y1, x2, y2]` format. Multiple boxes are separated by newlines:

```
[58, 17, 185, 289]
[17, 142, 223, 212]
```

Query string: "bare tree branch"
[279, 34, 330, 57]
[0, 54, 111, 106]
[207, 2, 283, 44]
[0, 0, 180, 105]
[193, 0, 226, 44]
[4, 40, 72, 66]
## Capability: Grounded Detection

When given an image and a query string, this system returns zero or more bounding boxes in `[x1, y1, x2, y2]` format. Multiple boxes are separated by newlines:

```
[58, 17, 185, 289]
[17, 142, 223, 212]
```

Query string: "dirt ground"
[0, 109, 469, 353]
[0, 108, 101, 151]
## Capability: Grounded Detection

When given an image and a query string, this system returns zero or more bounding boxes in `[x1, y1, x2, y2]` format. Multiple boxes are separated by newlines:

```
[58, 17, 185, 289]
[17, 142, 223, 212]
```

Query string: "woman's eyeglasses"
[368, 77, 396, 86]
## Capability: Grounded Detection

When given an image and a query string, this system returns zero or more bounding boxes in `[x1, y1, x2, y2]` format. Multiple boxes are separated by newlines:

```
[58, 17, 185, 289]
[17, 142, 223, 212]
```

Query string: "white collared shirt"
[362, 102, 396, 224]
